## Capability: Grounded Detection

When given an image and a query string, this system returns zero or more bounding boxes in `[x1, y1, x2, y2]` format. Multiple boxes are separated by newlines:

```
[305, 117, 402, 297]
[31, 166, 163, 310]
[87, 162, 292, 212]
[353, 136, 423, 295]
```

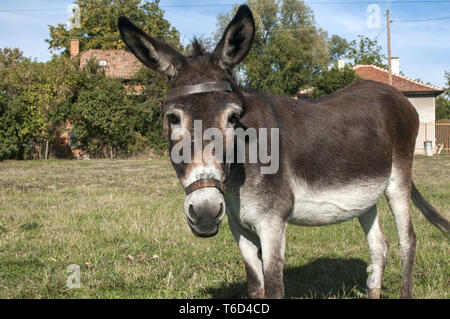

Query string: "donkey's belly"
[288, 178, 389, 226]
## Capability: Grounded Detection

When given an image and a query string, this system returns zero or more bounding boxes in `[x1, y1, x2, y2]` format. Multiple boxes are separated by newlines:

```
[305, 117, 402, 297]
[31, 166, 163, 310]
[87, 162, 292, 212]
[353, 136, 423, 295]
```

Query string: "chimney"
[337, 58, 346, 70]
[70, 39, 79, 58]
[391, 57, 399, 75]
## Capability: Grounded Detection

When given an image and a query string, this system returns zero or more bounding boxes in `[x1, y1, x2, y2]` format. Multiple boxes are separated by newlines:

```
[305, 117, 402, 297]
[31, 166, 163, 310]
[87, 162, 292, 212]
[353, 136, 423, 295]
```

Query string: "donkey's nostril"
[188, 204, 199, 223]
[216, 203, 224, 219]
[188, 201, 224, 224]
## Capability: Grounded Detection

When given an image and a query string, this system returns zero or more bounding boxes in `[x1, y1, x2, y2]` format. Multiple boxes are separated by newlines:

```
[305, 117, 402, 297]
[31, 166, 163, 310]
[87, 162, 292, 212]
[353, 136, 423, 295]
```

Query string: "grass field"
[0, 155, 449, 299]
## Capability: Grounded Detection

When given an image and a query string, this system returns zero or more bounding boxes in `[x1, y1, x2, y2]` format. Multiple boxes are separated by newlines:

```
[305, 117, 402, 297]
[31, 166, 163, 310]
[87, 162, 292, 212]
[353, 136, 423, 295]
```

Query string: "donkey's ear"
[212, 5, 255, 73]
[118, 16, 185, 79]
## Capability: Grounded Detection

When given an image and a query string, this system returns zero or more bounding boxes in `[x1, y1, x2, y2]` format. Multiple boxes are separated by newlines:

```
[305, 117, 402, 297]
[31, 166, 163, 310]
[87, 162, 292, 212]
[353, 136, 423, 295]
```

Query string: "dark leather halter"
[184, 178, 226, 196]
[166, 81, 232, 196]
[166, 81, 232, 99]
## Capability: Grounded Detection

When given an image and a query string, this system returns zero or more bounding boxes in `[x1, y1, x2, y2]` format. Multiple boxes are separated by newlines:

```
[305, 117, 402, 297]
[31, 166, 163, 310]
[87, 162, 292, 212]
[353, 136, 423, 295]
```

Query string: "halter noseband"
[167, 81, 232, 196]
[185, 178, 226, 196]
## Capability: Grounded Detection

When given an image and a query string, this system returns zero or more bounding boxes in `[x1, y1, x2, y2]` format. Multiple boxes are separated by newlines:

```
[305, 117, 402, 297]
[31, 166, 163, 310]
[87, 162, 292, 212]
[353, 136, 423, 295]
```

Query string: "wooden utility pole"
[387, 9, 392, 85]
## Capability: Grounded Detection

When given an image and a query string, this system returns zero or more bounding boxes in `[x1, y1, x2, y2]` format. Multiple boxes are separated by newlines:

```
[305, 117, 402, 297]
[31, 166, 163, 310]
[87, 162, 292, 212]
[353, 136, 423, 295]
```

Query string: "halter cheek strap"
[185, 178, 226, 196]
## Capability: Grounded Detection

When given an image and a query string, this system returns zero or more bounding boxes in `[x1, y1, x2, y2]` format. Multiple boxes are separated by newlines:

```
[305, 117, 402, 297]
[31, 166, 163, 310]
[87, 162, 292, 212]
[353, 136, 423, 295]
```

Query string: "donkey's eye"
[167, 113, 180, 126]
[228, 114, 240, 127]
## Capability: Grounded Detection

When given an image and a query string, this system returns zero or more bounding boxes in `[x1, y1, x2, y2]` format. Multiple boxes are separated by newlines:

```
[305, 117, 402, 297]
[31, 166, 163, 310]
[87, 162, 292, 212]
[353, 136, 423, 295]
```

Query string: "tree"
[215, 0, 329, 96]
[46, 0, 182, 156]
[0, 96, 27, 160]
[328, 34, 349, 63]
[47, 0, 181, 55]
[346, 35, 386, 67]
[127, 67, 169, 152]
[71, 74, 133, 158]
[436, 71, 450, 120]
[309, 66, 360, 98]
[0, 48, 37, 159]
[68, 59, 168, 158]
[0, 48, 28, 68]
[0, 54, 74, 160]
[19, 55, 76, 159]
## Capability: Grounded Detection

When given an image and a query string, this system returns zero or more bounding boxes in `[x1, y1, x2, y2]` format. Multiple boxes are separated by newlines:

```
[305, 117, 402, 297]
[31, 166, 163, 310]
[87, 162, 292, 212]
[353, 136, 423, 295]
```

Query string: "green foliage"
[47, 0, 181, 54]
[346, 35, 386, 68]
[128, 67, 169, 151]
[328, 35, 349, 63]
[0, 48, 170, 160]
[305, 34, 385, 98]
[70, 66, 168, 158]
[309, 66, 361, 98]
[0, 49, 39, 159]
[0, 48, 78, 160]
[215, 2, 386, 97]
[1, 1, 181, 160]
[216, 0, 329, 96]
[436, 71, 450, 120]
[72, 76, 131, 157]
[0, 47, 28, 68]
[0, 96, 28, 159]
[45, 0, 179, 157]
[437, 97, 450, 120]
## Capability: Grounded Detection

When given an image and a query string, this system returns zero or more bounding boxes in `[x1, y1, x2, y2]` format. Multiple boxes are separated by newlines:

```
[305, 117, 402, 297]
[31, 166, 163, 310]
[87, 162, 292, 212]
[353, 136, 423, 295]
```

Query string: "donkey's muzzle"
[184, 187, 226, 238]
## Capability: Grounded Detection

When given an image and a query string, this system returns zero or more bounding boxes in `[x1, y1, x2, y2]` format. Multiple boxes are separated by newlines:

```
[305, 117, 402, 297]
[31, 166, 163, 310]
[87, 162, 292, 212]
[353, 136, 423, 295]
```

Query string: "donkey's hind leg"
[385, 166, 417, 299]
[358, 205, 389, 299]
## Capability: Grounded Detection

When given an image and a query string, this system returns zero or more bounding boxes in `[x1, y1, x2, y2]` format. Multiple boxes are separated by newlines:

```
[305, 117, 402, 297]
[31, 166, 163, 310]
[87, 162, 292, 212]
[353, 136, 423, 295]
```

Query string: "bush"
[0, 96, 28, 160]
[70, 67, 168, 158]
[309, 66, 361, 98]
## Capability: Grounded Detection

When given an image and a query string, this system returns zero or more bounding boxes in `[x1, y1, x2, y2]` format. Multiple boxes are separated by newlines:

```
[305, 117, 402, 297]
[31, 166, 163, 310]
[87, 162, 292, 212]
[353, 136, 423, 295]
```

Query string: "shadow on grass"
[206, 257, 368, 299]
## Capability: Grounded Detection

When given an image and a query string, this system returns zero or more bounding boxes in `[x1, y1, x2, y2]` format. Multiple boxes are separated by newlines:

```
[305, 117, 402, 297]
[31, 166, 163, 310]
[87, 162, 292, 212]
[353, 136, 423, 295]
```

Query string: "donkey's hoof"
[368, 288, 381, 299]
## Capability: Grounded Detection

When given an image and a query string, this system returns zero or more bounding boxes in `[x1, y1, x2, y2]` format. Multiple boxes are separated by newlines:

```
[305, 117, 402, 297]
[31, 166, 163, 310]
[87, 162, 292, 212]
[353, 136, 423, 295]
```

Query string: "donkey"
[118, 5, 450, 299]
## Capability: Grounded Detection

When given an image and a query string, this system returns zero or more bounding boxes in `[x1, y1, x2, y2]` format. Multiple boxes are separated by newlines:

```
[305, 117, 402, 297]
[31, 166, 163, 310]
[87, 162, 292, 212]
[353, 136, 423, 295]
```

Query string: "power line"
[392, 16, 450, 22]
[158, 1, 450, 7]
[2, 1, 450, 12]
[374, 25, 387, 40]
[305, 0, 450, 4]
[0, 8, 65, 12]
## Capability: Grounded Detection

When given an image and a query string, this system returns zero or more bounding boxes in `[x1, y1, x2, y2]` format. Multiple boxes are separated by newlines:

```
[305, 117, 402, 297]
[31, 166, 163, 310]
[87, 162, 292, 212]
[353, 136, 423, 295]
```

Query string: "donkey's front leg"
[257, 216, 287, 299]
[228, 217, 265, 298]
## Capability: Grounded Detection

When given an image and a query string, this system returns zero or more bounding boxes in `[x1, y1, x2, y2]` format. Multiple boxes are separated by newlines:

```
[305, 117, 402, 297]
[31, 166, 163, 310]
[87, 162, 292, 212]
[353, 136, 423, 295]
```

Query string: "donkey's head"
[119, 5, 255, 237]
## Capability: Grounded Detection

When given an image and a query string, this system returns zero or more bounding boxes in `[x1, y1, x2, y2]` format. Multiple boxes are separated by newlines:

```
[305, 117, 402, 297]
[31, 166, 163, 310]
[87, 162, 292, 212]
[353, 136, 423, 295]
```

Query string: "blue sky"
[0, 0, 449, 87]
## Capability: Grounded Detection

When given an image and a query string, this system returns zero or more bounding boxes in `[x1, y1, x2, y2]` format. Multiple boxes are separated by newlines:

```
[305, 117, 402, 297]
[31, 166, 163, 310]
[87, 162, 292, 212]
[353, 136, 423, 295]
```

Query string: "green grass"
[0, 155, 449, 299]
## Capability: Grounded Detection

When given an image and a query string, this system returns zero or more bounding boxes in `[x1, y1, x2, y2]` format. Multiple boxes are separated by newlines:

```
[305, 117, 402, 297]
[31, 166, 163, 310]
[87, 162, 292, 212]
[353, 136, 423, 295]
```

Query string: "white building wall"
[407, 96, 436, 154]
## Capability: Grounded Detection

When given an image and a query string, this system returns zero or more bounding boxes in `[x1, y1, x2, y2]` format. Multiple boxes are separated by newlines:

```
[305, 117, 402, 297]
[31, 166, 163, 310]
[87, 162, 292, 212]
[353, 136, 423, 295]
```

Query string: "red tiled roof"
[79, 49, 142, 79]
[353, 64, 444, 94]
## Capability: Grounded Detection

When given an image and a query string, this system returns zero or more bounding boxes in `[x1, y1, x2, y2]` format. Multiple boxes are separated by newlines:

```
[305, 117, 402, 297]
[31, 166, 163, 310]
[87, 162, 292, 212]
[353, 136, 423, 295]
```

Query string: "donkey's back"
[248, 79, 418, 187]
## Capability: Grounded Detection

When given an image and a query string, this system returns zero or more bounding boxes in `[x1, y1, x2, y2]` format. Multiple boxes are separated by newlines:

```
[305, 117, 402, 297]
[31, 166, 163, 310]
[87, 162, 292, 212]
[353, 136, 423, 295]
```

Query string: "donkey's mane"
[189, 38, 207, 57]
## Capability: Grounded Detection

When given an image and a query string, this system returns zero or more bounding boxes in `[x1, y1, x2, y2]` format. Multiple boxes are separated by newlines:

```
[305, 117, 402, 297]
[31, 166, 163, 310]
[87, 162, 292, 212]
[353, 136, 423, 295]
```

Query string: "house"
[354, 59, 444, 154]
[61, 40, 145, 158]
[70, 39, 142, 79]
[298, 58, 445, 154]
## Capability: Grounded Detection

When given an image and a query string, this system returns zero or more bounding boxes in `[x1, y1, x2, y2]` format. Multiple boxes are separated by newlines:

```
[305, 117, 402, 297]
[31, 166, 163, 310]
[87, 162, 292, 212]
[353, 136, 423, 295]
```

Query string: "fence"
[416, 121, 450, 154]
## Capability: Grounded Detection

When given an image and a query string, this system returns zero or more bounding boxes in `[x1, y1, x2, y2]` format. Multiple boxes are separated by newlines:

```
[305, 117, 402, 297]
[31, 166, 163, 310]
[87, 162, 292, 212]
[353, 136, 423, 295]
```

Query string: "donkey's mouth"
[189, 225, 220, 238]
[188, 219, 221, 238]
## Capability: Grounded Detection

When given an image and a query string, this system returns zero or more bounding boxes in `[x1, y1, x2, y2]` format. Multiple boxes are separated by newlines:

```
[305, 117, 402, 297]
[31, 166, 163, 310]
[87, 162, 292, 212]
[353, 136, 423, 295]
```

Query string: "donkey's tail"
[411, 181, 450, 236]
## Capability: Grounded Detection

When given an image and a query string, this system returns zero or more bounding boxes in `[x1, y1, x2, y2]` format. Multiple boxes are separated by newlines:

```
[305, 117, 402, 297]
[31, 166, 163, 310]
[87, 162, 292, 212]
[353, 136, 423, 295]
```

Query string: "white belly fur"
[288, 177, 389, 226]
